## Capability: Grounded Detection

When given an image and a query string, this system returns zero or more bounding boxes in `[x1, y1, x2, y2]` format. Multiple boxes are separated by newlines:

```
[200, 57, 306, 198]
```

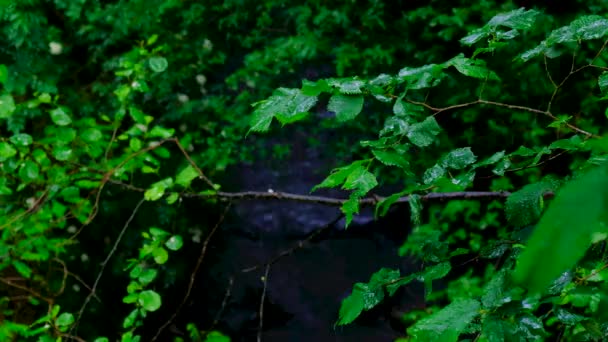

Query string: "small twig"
[212, 276, 235, 328]
[258, 264, 271, 342]
[72, 197, 145, 335]
[171, 138, 216, 189]
[0, 277, 52, 305]
[151, 203, 232, 342]
[544, 55, 557, 89]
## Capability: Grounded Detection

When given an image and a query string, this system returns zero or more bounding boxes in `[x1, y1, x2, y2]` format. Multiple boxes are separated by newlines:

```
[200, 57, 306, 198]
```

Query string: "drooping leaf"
[337, 268, 400, 326]
[409, 194, 423, 226]
[514, 164, 608, 293]
[312, 161, 365, 192]
[342, 166, 377, 195]
[328, 94, 364, 122]
[481, 271, 508, 309]
[249, 88, 317, 132]
[372, 149, 410, 170]
[505, 180, 558, 228]
[407, 117, 442, 147]
[448, 54, 500, 80]
[408, 298, 481, 342]
[375, 189, 408, 218]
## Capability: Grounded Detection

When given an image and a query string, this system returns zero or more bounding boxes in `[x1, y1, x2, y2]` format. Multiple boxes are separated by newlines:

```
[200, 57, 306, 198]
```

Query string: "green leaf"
[549, 135, 583, 151]
[312, 161, 365, 192]
[249, 88, 317, 133]
[408, 298, 480, 342]
[505, 181, 557, 228]
[12, 260, 32, 278]
[53, 146, 73, 161]
[138, 269, 158, 285]
[337, 268, 400, 325]
[380, 116, 409, 137]
[138, 290, 162, 311]
[328, 94, 364, 122]
[514, 165, 608, 293]
[398, 64, 445, 89]
[166, 192, 179, 204]
[0, 94, 16, 119]
[94, 338, 110, 342]
[149, 126, 175, 138]
[18, 160, 40, 182]
[511, 146, 536, 157]
[301, 79, 331, 96]
[55, 313, 74, 327]
[341, 194, 360, 227]
[342, 166, 378, 195]
[0, 64, 7, 84]
[487, 8, 540, 30]
[145, 178, 173, 201]
[10, 133, 33, 146]
[448, 54, 500, 80]
[327, 78, 365, 94]
[149, 57, 169, 73]
[423, 164, 446, 184]
[475, 151, 506, 168]
[409, 194, 423, 226]
[152, 247, 169, 264]
[0, 142, 17, 161]
[375, 190, 408, 218]
[165, 235, 183, 251]
[204, 331, 231, 342]
[274, 90, 318, 124]
[481, 271, 507, 309]
[599, 72, 608, 94]
[81, 128, 103, 143]
[149, 227, 170, 239]
[372, 149, 410, 169]
[176, 165, 199, 188]
[50, 106, 72, 126]
[569, 15, 608, 41]
[123, 309, 139, 328]
[407, 117, 442, 147]
[441, 147, 477, 170]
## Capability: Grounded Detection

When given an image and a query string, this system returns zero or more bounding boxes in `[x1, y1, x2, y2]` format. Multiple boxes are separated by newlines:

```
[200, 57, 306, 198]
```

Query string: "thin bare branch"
[151, 203, 232, 342]
[258, 264, 271, 342]
[72, 197, 146, 335]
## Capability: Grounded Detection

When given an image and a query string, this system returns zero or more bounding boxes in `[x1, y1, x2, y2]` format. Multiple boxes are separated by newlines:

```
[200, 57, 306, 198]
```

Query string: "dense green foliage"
[2, 0, 608, 341]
